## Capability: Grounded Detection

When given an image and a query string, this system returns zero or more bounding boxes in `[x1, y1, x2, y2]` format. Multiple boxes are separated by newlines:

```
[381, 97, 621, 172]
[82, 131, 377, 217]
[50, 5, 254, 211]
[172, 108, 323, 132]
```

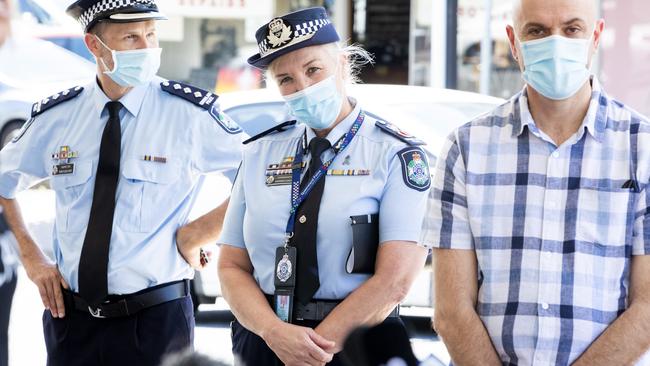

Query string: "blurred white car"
[191, 84, 504, 312]
[0, 35, 94, 146]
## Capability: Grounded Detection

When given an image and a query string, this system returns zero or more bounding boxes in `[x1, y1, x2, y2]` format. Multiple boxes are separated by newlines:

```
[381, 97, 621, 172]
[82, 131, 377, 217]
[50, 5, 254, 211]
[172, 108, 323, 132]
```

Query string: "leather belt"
[266, 295, 399, 321]
[64, 279, 190, 319]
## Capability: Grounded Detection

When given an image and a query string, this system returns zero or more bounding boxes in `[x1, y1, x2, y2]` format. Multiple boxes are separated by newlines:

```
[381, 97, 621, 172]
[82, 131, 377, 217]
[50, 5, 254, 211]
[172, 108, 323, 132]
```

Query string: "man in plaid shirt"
[422, 0, 650, 365]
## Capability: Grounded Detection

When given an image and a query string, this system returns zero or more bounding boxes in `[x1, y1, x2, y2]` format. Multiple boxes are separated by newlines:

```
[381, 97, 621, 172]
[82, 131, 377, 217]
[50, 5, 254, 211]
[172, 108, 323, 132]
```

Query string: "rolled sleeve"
[420, 133, 473, 250]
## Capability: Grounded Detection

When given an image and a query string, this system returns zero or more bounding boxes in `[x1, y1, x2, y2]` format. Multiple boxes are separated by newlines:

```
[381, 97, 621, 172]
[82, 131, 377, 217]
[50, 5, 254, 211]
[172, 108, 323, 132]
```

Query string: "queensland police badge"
[276, 253, 293, 282]
[398, 147, 431, 192]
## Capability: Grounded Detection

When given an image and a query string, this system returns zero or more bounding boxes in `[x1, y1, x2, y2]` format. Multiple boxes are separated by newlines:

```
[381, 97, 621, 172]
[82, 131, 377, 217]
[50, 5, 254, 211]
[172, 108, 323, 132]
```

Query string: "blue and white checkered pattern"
[294, 19, 330, 37]
[421, 77, 650, 365]
[258, 18, 332, 58]
[78, 0, 154, 30]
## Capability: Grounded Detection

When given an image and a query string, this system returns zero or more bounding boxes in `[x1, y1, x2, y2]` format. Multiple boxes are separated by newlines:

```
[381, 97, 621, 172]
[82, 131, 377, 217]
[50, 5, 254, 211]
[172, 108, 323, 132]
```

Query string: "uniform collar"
[305, 97, 361, 147]
[514, 76, 606, 143]
[92, 78, 149, 119]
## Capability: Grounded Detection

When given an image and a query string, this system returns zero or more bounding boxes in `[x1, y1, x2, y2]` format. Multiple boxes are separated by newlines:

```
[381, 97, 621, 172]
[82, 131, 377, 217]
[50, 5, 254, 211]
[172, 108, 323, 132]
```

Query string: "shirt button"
[299, 215, 307, 224]
[541, 302, 549, 310]
[552, 152, 560, 158]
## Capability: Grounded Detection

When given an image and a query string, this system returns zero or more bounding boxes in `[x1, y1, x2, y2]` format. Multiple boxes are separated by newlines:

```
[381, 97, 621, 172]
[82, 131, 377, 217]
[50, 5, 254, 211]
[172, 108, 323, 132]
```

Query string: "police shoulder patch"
[375, 120, 426, 146]
[160, 80, 218, 110]
[209, 104, 243, 134]
[160, 80, 242, 134]
[31, 86, 84, 118]
[397, 147, 431, 191]
[243, 120, 297, 145]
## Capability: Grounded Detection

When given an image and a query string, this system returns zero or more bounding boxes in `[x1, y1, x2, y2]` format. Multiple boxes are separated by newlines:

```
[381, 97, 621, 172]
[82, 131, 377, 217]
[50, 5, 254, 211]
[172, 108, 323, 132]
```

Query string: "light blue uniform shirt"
[219, 100, 430, 299]
[0, 76, 244, 294]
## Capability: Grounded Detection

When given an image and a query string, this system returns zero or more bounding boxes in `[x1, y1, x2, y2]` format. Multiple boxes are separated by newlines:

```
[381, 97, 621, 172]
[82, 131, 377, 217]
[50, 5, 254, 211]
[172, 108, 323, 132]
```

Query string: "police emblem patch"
[209, 104, 243, 134]
[267, 18, 292, 48]
[276, 253, 293, 282]
[398, 147, 431, 191]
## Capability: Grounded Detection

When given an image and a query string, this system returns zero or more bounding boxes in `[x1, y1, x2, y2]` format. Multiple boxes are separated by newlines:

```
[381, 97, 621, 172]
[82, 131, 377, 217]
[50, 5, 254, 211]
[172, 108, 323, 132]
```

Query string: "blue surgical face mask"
[518, 33, 593, 100]
[283, 75, 344, 130]
[96, 35, 162, 87]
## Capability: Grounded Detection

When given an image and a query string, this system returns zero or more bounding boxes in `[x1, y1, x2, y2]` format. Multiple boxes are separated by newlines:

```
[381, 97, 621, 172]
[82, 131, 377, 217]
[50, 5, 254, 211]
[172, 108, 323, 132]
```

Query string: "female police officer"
[217, 7, 430, 366]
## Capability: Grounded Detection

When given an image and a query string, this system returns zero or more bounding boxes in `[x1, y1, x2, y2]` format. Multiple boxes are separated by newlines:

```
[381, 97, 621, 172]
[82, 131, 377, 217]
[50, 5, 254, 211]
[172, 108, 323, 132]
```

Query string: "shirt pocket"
[119, 158, 182, 233]
[49, 160, 93, 233]
[575, 186, 636, 249]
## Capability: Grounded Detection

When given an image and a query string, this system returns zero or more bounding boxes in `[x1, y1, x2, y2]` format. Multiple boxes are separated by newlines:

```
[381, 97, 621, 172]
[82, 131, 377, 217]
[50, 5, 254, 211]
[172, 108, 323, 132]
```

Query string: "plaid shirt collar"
[512, 76, 608, 144]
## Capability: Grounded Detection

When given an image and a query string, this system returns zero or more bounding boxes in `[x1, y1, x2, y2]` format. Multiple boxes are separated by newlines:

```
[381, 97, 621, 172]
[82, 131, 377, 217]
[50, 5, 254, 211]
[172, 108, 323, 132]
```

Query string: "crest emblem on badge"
[408, 151, 429, 186]
[398, 147, 431, 191]
[267, 18, 292, 48]
[276, 253, 293, 282]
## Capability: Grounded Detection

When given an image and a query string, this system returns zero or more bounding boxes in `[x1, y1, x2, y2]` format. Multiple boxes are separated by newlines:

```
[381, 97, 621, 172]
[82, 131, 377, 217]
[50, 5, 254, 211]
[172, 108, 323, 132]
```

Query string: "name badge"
[52, 163, 74, 175]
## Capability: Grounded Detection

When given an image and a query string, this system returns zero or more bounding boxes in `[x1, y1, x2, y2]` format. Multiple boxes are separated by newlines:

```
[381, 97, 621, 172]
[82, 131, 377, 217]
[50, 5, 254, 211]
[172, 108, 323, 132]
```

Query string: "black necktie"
[293, 136, 331, 304]
[78, 101, 122, 305]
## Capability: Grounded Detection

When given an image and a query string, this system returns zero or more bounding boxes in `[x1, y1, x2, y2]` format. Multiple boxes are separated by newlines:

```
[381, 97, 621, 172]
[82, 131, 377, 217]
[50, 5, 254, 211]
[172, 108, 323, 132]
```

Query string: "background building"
[15, 0, 650, 115]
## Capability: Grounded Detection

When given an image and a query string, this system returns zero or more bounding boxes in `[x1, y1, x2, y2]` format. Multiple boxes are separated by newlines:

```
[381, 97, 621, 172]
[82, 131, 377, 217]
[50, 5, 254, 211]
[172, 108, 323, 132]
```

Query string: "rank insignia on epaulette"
[32, 86, 84, 118]
[161, 80, 218, 108]
[14, 87, 84, 144]
[375, 120, 426, 146]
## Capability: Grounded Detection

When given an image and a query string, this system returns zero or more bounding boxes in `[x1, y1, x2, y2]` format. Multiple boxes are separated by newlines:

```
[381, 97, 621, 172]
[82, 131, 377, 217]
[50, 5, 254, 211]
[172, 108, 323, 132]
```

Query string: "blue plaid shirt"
[422, 78, 650, 365]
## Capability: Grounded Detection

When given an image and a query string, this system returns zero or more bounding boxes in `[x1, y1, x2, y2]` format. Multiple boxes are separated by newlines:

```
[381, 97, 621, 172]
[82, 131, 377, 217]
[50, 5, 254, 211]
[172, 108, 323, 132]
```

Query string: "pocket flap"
[122, 158, 180, 184]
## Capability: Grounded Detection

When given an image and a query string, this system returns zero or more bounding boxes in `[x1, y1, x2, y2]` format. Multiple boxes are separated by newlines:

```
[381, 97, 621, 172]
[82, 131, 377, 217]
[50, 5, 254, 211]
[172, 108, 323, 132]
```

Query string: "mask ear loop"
[95, 35, 118, 74]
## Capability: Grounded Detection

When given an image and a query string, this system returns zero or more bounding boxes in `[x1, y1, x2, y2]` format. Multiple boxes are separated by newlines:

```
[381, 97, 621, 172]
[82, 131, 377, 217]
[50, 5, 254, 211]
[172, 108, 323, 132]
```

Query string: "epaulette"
[243, 121, 297, 145]
[161, 80, 243, 134]
[375, 120, 426, 146]
[31, 86, 84, 118]
[160, 80, 217, 110]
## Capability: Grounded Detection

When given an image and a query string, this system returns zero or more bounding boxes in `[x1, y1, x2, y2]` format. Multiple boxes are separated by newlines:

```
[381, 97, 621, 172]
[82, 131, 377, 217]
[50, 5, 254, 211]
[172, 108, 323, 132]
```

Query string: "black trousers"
[231, 316, 405, 366]
[0, 274, 17, 366]
[43, 296, 194, 366]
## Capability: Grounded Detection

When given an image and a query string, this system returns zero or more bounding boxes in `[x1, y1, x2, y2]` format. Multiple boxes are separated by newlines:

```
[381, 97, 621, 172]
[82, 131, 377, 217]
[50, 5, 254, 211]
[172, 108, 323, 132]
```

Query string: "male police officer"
[0, 1, 243, 365]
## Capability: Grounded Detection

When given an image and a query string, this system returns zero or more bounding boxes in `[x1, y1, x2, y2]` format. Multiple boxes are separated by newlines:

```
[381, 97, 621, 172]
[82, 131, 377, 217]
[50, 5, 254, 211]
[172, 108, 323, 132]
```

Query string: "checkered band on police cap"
[248, 7, 340, 69]
[66, 0, 164, 32]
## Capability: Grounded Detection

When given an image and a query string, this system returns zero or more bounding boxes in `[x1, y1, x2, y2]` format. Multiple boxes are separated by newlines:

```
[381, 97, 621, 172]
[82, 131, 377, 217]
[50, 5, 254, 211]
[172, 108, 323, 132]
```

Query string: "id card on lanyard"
[273, 111, 365, 322]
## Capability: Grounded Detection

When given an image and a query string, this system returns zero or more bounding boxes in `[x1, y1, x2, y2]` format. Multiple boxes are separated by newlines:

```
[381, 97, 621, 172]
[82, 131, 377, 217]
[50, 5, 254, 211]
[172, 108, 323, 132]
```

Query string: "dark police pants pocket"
[42, 310, 69, 347]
